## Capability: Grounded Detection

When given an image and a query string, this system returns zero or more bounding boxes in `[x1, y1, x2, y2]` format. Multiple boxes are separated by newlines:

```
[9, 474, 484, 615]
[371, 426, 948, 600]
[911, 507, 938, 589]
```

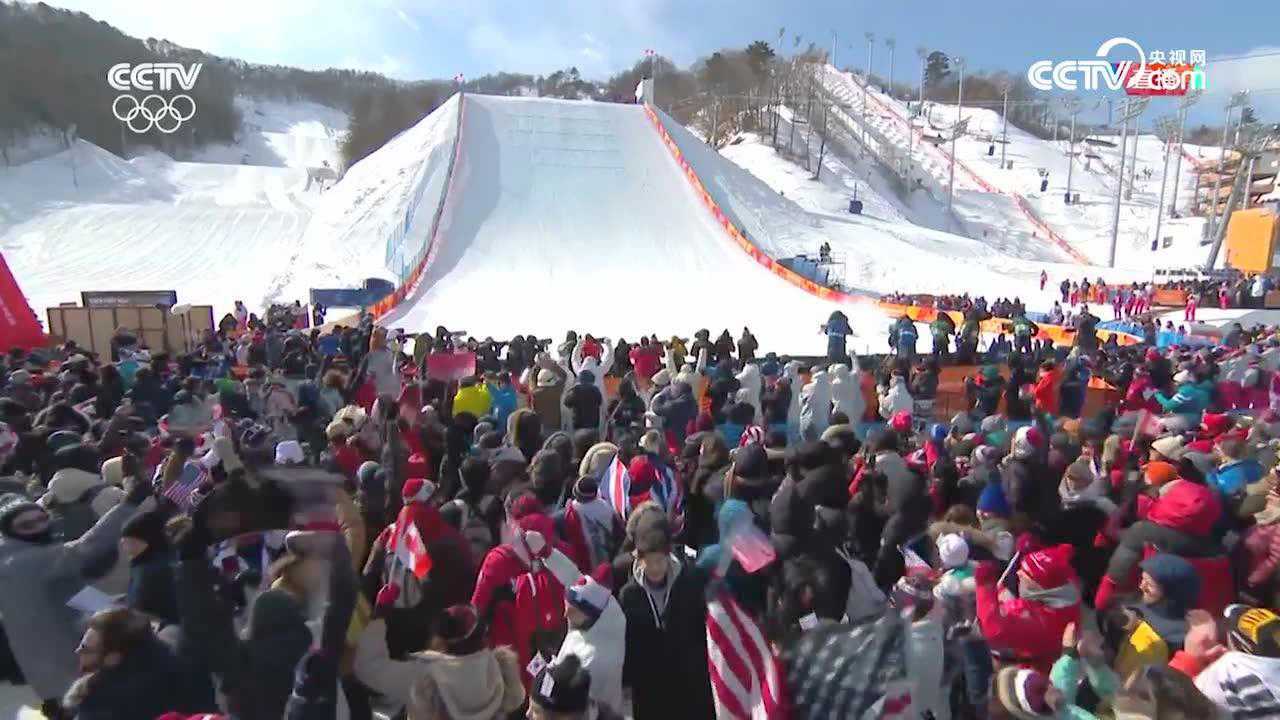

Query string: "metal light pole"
[831, 30, 838, 69]
[947, 57, 966, 213]
[916, 47, 927, 114]
[1207, 92, 1248, 235]
[861, 32, 874, 146]
[885, 37, 895, 97]
[1109, 97, 1148, 267]
[999, 81, 1009, 169]
[1152, 117, 1178, 250]
[865, 32, 875, 83]
[1169, 90, 1201, 216]
[1063, 97, 1080, 204]
[1125, 110, 1143, 200]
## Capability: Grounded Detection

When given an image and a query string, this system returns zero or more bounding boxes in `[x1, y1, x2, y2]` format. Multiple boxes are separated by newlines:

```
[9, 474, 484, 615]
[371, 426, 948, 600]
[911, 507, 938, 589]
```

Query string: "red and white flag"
[393, 520, 433, 581]
[706, 590, 784, 720]
[599, 454, 631, 519]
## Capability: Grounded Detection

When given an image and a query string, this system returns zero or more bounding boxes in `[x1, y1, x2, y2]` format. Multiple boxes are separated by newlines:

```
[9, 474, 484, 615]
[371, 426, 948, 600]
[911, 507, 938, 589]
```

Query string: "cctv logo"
[107, 62, 202, 134]
[1027, 38, 1205, 96]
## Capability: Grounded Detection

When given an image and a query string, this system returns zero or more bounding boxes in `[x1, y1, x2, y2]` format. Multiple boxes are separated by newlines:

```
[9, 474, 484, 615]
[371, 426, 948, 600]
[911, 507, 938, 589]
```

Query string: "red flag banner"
[425, 351, 476, 382]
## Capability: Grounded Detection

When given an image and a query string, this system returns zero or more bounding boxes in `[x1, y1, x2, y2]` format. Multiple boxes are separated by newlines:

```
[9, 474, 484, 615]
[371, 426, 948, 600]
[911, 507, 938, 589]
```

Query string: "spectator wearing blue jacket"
[485, 371, 518, 432]
[1208, 433, 1264, 501]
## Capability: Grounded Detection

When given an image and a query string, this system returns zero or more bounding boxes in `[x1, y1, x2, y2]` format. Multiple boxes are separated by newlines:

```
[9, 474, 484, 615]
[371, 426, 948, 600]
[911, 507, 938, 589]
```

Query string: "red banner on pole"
[426, 352, 476, 382]
[0, 253, 44, 350]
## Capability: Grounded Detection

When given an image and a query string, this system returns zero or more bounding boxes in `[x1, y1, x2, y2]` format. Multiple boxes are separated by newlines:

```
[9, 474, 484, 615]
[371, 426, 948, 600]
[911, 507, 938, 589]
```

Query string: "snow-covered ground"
[0, 85, 1175, 353]
[813, 64, 1222, 270]
[0, 97, 349, 319]
[189, 96, 346, 170]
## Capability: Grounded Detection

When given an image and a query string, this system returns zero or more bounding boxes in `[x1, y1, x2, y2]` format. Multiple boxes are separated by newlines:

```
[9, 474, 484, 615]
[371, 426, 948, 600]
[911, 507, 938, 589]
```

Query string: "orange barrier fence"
[1152, 288, 1189, 307]
[878, 302, 1141, 346]
[642, 105, 871, 306]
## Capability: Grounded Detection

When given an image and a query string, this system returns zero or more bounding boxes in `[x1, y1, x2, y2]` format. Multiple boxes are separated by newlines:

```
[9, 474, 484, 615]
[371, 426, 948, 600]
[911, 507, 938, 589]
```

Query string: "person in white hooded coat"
[828, 363, 864, 425]
[800, 368, 833, 441]
[878, 374, 914, 420]
[543, 546, 627, 716]
[565, 338, 614, 434]
[783, 361, 804, 442]
[734, 363, 764, 425]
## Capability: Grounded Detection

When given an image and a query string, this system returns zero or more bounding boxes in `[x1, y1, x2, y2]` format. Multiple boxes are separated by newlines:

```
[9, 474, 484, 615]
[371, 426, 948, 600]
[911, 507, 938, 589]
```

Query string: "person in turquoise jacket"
[485, 371, 518, 430]
[1153, 370, 1211, 425]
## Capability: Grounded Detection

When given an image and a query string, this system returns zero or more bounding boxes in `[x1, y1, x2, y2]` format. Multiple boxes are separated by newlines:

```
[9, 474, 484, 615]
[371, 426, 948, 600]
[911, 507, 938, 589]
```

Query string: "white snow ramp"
[381, 95, 868, 351]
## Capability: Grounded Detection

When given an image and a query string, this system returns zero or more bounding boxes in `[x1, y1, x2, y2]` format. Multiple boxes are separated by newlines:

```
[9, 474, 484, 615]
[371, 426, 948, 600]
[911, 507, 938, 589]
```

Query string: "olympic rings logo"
[111, 94, 197, 134]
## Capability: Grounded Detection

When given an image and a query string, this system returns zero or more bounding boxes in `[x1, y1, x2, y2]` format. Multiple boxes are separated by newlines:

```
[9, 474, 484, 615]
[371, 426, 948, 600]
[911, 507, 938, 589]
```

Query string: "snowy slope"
[814, 64, 1225, 270]
[273, 94, 461, 302]
[378, 95, 881, 352]
[0, 95, 356, 319]
[190, 96, 347, 170]
[367, 94, 1135, 352]
[0, 141, 316, 315]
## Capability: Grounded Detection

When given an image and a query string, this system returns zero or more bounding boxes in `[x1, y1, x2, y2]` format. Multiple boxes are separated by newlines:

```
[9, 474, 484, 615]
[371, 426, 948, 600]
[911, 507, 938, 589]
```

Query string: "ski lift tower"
[1203, 123, 1280, 271]
[1108, 97, 1149, 267]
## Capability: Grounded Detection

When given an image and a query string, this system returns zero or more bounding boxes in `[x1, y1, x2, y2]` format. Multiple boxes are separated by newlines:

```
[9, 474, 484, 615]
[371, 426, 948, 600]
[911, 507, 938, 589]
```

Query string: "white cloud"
[1203, 47, 1280, 121]
[395, 8, 421, 34]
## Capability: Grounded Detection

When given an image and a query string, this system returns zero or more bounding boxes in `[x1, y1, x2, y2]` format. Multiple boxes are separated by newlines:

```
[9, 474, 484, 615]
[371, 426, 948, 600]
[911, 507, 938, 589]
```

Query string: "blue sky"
[47, 0, 1280, 125]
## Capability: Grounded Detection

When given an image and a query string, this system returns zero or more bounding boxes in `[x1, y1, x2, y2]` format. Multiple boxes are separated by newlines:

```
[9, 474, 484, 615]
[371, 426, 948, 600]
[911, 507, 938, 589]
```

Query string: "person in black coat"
[63, 606, 218, 720]
[564, 371, 604, 431]
[651, 381, 696, 443]
[619, 524, 714, 720]
[119, 506, 179, 627]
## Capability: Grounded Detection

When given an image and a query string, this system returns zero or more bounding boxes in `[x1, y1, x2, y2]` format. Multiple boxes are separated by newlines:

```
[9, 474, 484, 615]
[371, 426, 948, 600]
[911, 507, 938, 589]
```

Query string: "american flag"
[706, 589, 784, 720]
[156, 461, 207, 511]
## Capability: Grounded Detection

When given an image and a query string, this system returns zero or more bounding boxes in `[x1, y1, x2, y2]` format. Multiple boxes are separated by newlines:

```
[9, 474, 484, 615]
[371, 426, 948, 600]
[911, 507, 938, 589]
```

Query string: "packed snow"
[0, 85, 1182, 353]
[814, 64, 1224, 271]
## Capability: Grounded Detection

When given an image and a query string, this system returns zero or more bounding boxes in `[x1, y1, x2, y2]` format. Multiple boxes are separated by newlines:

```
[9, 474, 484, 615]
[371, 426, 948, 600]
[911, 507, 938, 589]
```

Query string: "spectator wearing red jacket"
[1032, 361, 1062, 416]
[628, 338, 663, 381]
[1096, 463, 1223, 608]
[470, 496, 571, 689]
[976, 543, 1082, 672]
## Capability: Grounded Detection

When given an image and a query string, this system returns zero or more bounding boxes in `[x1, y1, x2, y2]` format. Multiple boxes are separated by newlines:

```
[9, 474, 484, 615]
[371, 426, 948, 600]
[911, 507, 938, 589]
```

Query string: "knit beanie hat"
[996, 667, 1054, 719]
[1019, 544, 1076, 589]
[402, 477, 437, 504]
[0, 493, 42, 538]
[1143, 460, 1179, 487]
[1225, 604, 1280, 658]
[434, 604, 482, 651]
[1201, 412, 1233, 437]
[573, 475, 599, 502]
[1150, 435, 1186, 461]
[937, 533, 969, 569]
[565, 576, 610, 623]
[890, 411, 913, 434]
[530, 654, 592, 714]
[274, 440, 305, 465]
[977, 480, 1011, 517]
